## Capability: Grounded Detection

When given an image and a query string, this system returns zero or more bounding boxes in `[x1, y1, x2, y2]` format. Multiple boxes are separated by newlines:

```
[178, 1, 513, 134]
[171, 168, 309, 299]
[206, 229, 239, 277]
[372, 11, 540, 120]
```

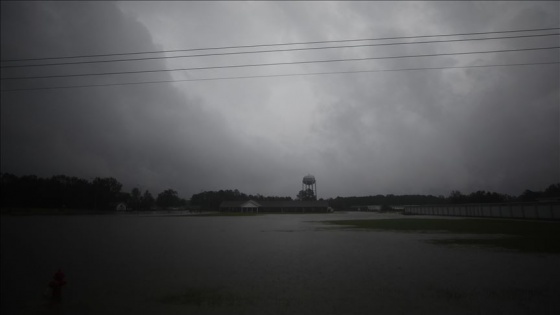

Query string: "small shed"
[115, 202, 127, 211]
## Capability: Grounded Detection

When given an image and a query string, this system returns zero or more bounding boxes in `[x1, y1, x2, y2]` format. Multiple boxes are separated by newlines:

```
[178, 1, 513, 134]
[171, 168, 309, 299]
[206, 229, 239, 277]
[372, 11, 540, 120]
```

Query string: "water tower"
[302, 174, 317, 200]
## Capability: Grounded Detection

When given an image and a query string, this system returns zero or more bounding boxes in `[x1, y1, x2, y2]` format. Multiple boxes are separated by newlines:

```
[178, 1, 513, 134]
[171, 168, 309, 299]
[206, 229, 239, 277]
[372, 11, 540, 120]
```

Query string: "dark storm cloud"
[1, 2, 558, 199]
[0, 2, 274, 198]
[297, 1, 559, 196]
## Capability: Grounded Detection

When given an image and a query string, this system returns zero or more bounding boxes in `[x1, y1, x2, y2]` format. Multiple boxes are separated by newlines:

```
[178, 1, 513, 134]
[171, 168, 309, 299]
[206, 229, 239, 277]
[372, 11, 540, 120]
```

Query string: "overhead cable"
[1, 26, 558, 63]
[2, 61, 558, 92]
[2, 46, 558, 81]
[1, 33, 558, 69]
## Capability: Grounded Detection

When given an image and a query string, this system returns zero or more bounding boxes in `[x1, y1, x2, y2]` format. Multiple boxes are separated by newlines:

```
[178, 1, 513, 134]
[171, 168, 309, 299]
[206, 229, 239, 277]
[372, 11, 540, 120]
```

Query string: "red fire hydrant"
[48, 269, 67, 303]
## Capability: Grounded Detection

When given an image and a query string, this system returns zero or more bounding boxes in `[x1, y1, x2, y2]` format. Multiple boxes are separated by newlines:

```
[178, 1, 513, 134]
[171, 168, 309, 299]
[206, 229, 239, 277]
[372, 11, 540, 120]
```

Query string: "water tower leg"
[315, 183, 317, 200]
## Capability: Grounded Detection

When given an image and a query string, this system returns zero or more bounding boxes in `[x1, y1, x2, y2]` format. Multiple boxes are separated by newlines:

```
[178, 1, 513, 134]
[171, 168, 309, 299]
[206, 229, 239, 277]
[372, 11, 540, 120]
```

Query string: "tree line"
[1, 173, 558, 211]
[0, 173, 187, 211]
[328, 184, 560, 210]
[185, 184, 560, 211]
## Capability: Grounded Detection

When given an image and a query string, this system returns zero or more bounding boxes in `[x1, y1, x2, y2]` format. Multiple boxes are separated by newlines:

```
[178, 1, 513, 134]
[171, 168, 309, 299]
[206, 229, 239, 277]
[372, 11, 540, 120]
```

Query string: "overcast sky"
[1, 1, 559, 199]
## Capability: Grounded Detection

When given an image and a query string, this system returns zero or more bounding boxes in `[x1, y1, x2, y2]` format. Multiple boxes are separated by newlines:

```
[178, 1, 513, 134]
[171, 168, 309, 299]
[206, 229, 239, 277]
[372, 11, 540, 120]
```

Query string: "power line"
[2, 61, 557, 92]
[1, 33, 558, 69]
[3, 46, 558, 81]
[1, 26, 558, 63]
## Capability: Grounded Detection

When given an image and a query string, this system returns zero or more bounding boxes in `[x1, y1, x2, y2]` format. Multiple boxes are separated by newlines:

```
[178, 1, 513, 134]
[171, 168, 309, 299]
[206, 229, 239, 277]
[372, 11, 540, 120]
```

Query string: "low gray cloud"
[1, 2, 558, 199]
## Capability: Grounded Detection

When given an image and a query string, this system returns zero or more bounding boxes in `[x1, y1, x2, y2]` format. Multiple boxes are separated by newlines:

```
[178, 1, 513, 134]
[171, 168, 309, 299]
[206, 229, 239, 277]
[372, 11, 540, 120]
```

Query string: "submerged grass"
[325, 218, 560, 254]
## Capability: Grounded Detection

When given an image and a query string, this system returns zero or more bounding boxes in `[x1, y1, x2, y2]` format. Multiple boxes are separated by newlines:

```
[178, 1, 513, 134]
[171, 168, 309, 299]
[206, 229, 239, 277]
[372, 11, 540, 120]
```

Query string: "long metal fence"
[404, 203, 560, 220]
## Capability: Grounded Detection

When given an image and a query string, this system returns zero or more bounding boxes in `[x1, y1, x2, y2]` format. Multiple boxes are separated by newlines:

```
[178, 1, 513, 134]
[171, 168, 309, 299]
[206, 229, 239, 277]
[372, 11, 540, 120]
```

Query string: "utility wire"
[3, 46, 558, 81]
[2, 61, 557, 92]
[1, 33, 558, 69]
[1, 26, 558, 63]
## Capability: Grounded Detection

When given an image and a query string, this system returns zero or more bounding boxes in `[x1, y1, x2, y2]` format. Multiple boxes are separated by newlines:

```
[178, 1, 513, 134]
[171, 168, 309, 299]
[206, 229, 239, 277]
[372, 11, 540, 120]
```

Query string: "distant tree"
[466, 190, 506, 203]
[92, 177, 123, 210]
[0, 173, 18, 207]
[448, 190, 465, 204]
[543, 183, 560, 197]
[191, 189, 248, 210]
[297, 188, 316, 201]
[156, 189, 181, 209]
[179, 198, 188, 207]
[118, 191, 131, 204]
[518, 189, 541, 202]
[130, 187, 141, 211]
[64, 176, 92, 209]
[140, 190, 155, 210]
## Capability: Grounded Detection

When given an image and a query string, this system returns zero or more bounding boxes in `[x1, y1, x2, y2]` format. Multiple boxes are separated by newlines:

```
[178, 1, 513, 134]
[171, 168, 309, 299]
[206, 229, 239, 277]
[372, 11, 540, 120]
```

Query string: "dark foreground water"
[2, 212, 559, 314]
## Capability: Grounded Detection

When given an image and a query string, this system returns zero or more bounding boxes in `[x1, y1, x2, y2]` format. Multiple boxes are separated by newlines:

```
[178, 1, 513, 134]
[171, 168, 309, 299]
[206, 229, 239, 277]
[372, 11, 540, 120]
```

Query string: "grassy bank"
[325, 218, 560, 254]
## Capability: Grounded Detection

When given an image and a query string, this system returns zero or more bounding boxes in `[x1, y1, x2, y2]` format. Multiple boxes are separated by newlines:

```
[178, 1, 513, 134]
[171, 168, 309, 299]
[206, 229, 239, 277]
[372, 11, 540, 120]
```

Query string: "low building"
[115, 202, 127, 211]
[220, 200, 262, 213]
[219, 199, 329, 213]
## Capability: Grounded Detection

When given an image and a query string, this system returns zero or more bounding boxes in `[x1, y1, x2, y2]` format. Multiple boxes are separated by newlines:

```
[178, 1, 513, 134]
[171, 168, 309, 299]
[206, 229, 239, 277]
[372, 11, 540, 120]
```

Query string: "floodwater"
[2, 212, 559, 314]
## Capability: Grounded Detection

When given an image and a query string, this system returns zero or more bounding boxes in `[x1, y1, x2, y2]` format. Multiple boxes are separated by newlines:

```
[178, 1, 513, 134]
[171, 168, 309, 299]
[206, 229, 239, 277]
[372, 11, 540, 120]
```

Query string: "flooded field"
[2, 212, 559, 314]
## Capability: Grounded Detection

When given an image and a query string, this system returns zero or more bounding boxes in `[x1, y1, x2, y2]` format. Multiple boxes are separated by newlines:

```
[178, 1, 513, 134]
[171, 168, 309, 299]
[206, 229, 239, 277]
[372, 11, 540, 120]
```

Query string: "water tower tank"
[303, 174, 316, 185]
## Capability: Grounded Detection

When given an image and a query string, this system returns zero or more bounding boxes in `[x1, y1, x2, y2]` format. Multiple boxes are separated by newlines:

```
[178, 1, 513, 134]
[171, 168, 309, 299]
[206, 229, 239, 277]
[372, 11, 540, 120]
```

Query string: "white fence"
[404, 203, 560, 220]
